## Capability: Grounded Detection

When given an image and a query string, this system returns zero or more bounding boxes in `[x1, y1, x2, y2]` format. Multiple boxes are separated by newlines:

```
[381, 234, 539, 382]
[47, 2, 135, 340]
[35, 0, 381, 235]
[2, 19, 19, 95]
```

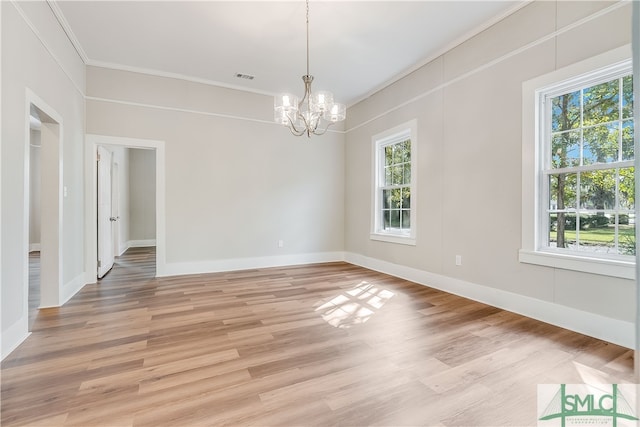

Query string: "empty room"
[1, 0, 638, 426]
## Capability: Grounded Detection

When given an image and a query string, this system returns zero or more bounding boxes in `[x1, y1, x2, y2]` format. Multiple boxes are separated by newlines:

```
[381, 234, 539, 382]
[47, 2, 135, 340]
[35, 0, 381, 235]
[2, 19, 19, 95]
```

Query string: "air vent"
[235, 73, 255, 80]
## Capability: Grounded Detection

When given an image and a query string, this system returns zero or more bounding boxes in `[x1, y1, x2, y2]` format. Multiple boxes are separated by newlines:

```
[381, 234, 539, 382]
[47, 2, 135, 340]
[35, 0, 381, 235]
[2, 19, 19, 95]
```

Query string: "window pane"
[617, 214, 636, 255]
[392, 144, 403, 164]
[383, 188, 404, 209]
[403, 164, 411, 185]
[619, 167, 635, 210]
[550, 213, 577, 249]
[382, 189, 391, 209]
[383, 210, 390, 229]
[402, 140, 411, 163]
[388, 210, 400, 229]
[575, 217, 615, 254]
[580, 170, 616, 210]
[384, 146, 393, 167]
[549, 173, 577, 210]
[552, 91, 580, 132]
[583, 123, 618, 165]
[552, 131, 580, 168]
[401, 210, 410, 229]
[583, 79, 619, 125]
[623, 75, 633, 119]
[384, 166, 392, 186]
[622, 120, 634, 161]
[391, 165, 403, 185]
[402, 188, 410, 209]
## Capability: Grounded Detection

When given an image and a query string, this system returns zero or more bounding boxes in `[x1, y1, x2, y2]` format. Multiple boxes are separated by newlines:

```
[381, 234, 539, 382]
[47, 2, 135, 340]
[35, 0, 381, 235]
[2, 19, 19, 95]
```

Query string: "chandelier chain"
[306, 0, 310, 77]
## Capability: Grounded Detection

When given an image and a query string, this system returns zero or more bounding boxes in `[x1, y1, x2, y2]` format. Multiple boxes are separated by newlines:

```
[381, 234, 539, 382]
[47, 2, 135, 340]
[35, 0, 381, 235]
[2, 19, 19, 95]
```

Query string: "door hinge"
[97, 152, 101, 162]
[97, 260, 102, 269]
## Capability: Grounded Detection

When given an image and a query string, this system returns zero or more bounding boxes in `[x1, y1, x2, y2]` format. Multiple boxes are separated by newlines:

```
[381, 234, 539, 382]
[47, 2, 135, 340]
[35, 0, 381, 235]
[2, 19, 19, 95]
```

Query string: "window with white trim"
[371, 120, 417, 245]
[520, 47, 634, 279]
[542, 65, 633, 258]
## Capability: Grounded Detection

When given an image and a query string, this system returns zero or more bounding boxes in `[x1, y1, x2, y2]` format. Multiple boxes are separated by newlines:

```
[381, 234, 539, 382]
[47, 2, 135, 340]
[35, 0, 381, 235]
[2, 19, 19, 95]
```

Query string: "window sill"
[518, 249, 634, 280]
[370, 233, 416, 246]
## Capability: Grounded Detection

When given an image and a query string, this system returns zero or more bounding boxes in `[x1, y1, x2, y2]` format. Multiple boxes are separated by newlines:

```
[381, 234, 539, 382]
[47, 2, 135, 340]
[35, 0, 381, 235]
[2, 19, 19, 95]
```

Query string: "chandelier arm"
[288, 125, 307, 137]
[286, 112, 307, 136]
[311, 120, 335, 136]
[298, 111, 313, 136]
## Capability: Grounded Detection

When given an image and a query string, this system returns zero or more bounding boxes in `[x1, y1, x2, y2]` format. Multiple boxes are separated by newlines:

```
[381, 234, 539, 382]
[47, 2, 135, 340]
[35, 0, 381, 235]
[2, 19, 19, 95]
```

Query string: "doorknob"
[109, 217, 117, 222]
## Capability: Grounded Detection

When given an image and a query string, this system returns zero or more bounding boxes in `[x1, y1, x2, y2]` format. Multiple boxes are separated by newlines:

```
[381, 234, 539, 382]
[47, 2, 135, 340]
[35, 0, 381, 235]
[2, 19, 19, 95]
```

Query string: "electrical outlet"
[455, 255, 462, 266]
[278, 240, 284, 248]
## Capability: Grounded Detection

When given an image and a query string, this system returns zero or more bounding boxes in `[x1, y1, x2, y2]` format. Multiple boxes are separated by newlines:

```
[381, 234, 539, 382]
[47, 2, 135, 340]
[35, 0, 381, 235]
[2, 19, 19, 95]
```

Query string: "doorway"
[27, 100, 62, 330]
[85, 135, 166, 282]
[96, 146, 157, 279]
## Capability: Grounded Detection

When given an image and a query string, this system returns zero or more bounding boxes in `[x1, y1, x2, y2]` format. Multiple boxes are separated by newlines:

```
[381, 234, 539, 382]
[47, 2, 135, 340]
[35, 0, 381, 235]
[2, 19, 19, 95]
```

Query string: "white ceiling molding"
[47, 0, 88, 63]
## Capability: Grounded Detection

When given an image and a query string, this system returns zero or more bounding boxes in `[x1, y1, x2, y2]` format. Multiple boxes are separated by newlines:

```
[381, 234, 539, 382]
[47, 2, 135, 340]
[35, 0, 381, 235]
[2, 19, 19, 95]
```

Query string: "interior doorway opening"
[96, 145, 158, 280]
[85, 134, 165, 283]
[27, 102, 62, 329]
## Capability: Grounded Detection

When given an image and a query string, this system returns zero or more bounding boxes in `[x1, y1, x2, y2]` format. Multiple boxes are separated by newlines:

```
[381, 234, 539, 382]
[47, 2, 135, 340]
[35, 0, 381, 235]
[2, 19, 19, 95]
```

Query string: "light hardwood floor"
[1, 247, 635, 426]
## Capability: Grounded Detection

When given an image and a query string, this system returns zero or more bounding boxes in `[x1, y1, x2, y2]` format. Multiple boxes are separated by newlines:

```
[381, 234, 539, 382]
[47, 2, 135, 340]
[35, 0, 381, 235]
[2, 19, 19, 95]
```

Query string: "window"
[520, 46, 634, 279]
[371, 120, 417, 245]
[544, 70, 633, 257]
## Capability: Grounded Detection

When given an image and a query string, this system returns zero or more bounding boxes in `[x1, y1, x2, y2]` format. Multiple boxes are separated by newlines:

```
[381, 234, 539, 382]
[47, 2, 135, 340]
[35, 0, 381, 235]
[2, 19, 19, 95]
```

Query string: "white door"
[97, 146, 114, 278]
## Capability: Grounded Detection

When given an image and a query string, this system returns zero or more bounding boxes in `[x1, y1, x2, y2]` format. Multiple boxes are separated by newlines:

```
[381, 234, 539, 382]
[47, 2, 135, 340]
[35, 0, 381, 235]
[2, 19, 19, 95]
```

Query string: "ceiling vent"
[235, 73, 255, 80]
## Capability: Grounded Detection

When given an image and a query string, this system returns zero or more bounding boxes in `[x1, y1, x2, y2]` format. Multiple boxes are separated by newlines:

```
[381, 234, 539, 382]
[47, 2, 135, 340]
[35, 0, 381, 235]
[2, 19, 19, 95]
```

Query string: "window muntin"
[541, 69, 634, 258]
[372, 121, 417, 244]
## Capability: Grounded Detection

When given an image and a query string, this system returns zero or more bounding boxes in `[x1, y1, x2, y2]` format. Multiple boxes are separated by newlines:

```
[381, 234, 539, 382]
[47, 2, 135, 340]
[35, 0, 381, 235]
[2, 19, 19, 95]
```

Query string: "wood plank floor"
[2, 247, 635, 426]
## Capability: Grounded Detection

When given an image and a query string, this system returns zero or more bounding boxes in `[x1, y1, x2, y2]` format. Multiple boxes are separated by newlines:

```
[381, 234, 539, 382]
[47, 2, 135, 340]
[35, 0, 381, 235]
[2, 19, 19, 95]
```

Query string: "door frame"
[24, 89, 63, 310]
[84, 134, 166, 282]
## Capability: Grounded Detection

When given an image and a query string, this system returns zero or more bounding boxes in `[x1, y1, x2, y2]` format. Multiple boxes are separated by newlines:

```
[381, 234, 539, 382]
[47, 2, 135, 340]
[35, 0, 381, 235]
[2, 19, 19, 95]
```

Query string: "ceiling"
[54, 1, 525, 107]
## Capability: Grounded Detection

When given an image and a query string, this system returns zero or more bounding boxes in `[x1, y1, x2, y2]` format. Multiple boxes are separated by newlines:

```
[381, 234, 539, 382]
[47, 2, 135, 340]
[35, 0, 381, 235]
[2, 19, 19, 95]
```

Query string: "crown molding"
[47, 0, 89, 63]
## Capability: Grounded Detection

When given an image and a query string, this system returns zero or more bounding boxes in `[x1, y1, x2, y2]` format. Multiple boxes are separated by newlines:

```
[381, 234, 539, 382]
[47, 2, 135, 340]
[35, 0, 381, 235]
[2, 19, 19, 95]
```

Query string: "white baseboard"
[2, 273, 84, 360]
[162, 251, 345, 277]
[128, 239, 156, 248]
[1, 317, 30, 360]
[118, 242, 129, 257]
[62, 272, 86, 305]
[344, 252, 634, 349]
[116, 240, 156, 257]
[29, 243, 41, 252]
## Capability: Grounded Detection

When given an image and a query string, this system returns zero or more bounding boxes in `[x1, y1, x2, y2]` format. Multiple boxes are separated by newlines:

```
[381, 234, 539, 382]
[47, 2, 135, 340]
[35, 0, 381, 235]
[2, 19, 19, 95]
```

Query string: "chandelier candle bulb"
[273, 0, 345, 137]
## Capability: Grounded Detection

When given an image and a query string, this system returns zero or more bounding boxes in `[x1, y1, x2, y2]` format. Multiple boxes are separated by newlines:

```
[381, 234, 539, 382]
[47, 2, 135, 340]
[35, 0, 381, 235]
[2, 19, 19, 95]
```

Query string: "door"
[97, 146, 114, 278]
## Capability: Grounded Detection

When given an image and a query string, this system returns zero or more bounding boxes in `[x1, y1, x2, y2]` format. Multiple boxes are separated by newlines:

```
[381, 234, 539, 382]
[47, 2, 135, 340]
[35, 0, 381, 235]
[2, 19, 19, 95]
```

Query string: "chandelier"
[274, 0, 346, 137]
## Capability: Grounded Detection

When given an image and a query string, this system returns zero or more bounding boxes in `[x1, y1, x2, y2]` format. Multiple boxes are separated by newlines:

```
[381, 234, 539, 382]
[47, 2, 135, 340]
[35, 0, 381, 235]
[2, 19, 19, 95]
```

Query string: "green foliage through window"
[546, 72, 634, 256]
[381, 139, 411, 231]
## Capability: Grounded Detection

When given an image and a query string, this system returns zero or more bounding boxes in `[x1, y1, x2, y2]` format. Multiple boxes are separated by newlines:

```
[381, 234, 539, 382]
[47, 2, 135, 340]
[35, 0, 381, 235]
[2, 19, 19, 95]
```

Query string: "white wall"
[1, 1, 85, 358]
[85, 66, 345, 275]
[129, 148, 156, 244]
[344, 1, 634, 347]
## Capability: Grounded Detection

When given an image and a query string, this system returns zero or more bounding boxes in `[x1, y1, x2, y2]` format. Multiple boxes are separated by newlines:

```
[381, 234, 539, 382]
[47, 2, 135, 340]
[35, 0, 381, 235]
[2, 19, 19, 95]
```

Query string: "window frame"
[370, 120, 417, 245]
[520, 45, 634, 279]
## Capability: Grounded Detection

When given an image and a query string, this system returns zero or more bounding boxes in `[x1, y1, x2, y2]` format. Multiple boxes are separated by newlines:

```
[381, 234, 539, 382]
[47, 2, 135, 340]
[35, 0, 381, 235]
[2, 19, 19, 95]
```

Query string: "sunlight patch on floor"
[315, 281, 395, 329]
